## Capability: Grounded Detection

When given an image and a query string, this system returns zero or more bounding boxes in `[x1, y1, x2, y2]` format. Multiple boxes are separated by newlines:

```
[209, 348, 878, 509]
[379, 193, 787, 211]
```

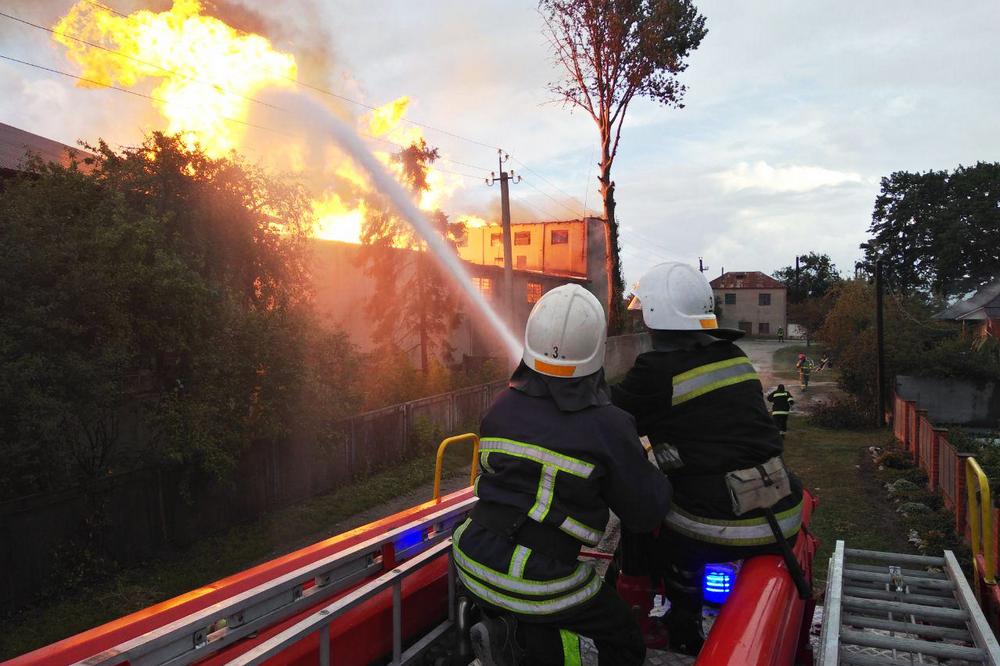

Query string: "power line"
[519, 176, 582, 219]
[0, 54, 283, 136]
[509, 155, 584, 213]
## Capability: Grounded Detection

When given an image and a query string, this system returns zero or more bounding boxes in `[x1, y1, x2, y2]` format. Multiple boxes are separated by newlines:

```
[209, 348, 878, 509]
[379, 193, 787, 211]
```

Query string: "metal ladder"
[819, 540, 1000, 665]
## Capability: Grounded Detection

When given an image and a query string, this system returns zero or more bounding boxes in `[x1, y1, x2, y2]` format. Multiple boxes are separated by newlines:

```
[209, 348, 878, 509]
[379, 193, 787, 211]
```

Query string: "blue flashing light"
[394, 528, 426, 553]
[703, 563, 738, 605]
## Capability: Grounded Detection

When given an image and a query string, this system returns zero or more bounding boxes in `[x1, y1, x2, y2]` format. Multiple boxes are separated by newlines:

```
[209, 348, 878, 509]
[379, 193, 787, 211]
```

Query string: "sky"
[2, 0, 999, 288]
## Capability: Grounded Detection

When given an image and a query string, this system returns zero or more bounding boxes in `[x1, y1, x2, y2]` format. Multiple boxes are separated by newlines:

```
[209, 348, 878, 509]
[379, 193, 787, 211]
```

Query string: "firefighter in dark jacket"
[611, 262, 804, 656]
[767, 384, 794, 434]
[460, 284, 673, 666]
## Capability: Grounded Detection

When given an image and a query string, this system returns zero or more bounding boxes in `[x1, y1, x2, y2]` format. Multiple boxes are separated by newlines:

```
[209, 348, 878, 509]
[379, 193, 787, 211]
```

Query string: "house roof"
[0, 123, 91, 173]
[710, 271, 786, 290]
[934, 280, 1000, 321]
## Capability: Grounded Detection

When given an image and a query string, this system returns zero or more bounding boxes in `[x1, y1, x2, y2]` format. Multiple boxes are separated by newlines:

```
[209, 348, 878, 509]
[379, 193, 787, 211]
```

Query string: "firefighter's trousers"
[476, 581, 645, 666]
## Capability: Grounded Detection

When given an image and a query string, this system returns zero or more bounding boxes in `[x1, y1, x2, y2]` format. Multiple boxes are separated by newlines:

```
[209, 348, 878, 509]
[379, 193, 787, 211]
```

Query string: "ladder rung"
[842, 585, 960, 608]
[845, 563, 948, 580]
[838, 649, 945, 666]
[844, 548, 946, 567]
[842, 568, 956, 591]
[842, 596, 969, 622]
[840, 628, 986, 660]
[841, 613, 973, 641]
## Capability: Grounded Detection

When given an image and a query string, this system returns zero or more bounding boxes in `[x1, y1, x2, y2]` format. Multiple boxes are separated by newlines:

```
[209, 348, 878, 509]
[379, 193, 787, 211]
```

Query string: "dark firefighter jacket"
[611, 332, 802, 547]
[767, 389, 795, 415]
[455, 365, 672, 617]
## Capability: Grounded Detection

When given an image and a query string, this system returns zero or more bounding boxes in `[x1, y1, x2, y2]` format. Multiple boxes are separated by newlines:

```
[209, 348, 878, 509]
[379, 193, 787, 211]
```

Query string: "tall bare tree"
[540, 0, 707, 332]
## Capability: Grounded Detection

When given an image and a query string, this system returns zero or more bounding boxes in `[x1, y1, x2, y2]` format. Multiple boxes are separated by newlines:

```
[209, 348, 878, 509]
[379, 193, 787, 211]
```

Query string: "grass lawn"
[782, 415, 916, 590]
[0, 445, 475, 660]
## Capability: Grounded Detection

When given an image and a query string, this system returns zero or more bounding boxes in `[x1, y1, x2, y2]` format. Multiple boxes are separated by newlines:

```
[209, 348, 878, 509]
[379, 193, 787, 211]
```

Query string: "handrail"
[966, 457, 996, 585]
[433, 433, 480, 501]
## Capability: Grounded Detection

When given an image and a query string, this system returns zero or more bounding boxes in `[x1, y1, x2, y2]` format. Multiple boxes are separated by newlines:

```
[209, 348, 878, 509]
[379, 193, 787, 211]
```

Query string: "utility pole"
[698, 257, 709, 273]
[486, 150, 520, 326]
[875, 258, 886, 427]
[795, 255, 801, 301]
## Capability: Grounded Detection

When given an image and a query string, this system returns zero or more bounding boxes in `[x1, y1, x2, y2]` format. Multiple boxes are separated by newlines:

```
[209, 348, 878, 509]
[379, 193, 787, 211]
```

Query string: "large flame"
[52, 1, 483, 244]
[54, 0, 297, 156]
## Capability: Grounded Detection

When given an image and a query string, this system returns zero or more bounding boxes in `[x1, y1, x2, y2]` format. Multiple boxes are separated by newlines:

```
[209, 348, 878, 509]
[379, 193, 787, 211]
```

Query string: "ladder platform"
[819, 540, 1000, 665]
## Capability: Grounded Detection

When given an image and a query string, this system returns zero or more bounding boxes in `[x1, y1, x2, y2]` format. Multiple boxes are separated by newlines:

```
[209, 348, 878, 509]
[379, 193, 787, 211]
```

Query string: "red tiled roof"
[0, 123, 93, 173]
[710, 271, 786, 290]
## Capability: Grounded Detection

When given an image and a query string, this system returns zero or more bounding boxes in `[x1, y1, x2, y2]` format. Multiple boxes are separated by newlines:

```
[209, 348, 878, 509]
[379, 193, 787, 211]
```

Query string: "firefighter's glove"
[652, 443, 684, 471]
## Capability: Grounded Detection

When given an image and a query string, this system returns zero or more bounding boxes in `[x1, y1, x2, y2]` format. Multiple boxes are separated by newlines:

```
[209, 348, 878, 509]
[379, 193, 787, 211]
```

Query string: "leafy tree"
[540, 0, 707, 333]
[862, 163, 1000, 298]
[817, 280, 997, 406]
[360, 139, 464, 375]
[773, 252, 842, 304]
[0, 134, 361, 499]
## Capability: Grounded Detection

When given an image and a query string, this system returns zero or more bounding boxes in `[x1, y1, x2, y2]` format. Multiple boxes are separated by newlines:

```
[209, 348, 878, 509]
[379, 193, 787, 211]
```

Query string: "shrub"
[809, 395, 876, 429]
[876, 449, 914, 470]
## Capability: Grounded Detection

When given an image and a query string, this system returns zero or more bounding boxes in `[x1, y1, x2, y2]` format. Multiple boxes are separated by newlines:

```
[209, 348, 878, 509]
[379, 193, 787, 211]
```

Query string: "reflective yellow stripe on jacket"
[663, 502, 803, 546]
[453, 520, 602, 615]
[672, 357, 759, 406]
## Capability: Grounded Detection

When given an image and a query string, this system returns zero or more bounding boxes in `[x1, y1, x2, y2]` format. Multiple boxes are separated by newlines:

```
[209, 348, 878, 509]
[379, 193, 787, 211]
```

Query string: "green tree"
[0, 134, 361, 498]
[360, 139, 463, 375]
[540, 0, 707, 333]
[773, 252, 842, 304]
[862, 163, 1000, 298]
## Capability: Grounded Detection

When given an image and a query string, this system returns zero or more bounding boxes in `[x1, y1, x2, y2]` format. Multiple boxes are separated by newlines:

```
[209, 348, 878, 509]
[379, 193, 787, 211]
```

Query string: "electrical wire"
[510, 155, 585, 217]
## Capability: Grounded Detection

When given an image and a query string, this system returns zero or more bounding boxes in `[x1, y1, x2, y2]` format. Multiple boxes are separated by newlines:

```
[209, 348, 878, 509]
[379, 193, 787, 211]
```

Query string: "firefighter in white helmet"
[459, 284, 672, 666]
[612, 262, 806, 656]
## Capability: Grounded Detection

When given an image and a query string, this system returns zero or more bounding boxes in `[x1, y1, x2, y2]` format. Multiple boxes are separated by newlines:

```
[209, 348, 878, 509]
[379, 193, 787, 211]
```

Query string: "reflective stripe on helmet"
[663, 502, 802, 546]
[672, 357, 758, 406]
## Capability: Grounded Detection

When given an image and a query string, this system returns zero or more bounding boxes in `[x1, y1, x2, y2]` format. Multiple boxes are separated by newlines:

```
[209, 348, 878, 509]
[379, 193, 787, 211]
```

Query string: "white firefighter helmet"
[523, 284, 606, 378]
[628, 262, 743, 338]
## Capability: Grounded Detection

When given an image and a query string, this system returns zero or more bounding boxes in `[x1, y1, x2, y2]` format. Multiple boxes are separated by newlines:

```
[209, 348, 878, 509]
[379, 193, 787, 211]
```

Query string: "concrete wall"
[713, 287, 787, 336]
[605, 333, 652, 379]
[895, 375, 1000, 426]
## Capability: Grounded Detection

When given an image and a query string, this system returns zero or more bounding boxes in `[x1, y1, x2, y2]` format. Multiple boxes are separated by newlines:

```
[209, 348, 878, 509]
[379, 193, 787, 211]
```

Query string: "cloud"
[714, 161, 863, 194]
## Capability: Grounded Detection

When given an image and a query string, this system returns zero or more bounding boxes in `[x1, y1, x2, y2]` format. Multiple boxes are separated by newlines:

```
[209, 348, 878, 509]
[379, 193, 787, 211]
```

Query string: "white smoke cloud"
[714, 161, 863, 194]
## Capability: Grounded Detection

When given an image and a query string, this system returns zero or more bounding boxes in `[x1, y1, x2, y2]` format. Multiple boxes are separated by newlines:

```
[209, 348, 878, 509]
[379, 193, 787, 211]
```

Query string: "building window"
[473, 276, 493, 298]
[514, 231, 531, 246]
[527, 282, 542, 303]
[516, 255, 527, 268]
[490, 233, 502, 247]
[738, 321, 753, 334]
[551, 229, 569, 245]
[759, 293, 771, 306]
[758, 322, 770, 335]
[724, 293, 736, 305]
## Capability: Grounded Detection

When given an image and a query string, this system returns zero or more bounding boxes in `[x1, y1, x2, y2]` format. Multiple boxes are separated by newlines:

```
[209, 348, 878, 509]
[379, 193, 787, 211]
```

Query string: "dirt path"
[736, 339, 839, 413]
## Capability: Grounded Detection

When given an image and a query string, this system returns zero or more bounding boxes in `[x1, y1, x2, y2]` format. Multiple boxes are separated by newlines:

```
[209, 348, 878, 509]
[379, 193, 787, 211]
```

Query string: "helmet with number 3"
[522, 284, 606, 378]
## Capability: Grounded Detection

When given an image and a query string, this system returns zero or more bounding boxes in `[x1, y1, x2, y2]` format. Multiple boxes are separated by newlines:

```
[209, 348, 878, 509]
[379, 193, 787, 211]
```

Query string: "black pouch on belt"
[470, 501, 582, 563]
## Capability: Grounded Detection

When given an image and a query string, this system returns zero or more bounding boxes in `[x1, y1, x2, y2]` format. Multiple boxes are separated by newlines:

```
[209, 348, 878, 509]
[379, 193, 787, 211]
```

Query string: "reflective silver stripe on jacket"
[509, 545, 531, 578]
[559, 516, 603, 546]
[672, 357, 758, 406]
[663, 502, 802, 546]
[479, 438, 595, 477]
[528, 467, 557, 522]
[457, 566, 602, 615]
[453, 521, 593, 596]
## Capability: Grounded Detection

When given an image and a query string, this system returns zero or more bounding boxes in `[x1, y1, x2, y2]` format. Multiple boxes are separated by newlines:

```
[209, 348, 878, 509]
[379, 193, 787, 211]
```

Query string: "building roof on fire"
[710, 271, 786, 290]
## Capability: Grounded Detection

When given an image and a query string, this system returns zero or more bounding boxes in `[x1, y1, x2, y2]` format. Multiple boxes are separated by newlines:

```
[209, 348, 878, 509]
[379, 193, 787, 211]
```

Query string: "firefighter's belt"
[724, 456, 792, 517]
[471, 501, 582, 563]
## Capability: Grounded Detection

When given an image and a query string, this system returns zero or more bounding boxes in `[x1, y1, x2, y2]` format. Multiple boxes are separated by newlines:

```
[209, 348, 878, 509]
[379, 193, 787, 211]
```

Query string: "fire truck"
[8, 435, 1000, 665]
